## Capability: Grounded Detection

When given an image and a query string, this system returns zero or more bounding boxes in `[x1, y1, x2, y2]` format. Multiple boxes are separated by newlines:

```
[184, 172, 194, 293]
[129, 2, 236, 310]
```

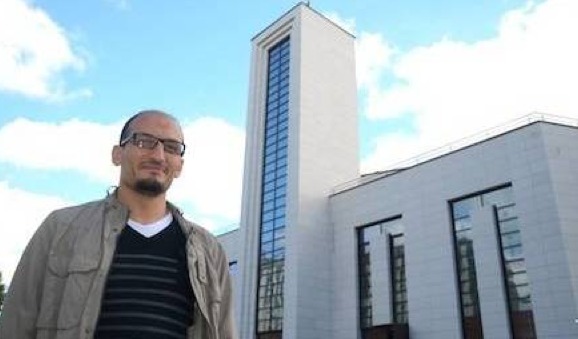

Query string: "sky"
[1, 0, 577, 285]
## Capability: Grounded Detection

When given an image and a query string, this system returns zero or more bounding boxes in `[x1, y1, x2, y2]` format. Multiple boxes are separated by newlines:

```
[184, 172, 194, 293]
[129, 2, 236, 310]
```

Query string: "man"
[0, 110, 237, 339]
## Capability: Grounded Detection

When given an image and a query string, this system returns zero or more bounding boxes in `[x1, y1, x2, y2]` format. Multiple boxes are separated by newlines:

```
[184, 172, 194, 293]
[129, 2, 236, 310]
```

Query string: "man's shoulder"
[180, 216, 217, 240]
[176, 214, 222, 250]
[48, 198, 107, 224]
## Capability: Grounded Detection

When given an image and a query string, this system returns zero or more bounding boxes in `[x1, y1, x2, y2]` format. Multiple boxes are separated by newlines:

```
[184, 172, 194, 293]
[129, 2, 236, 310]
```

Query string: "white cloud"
[356, 33, 395, 90]
[170, 117, 245, 223]
[323, 12, 396, 91]
[361, 133, 423, 174]
[360, 0, 578, 172]
[0, 0, 90, 101]
[323, 12, 395, 88]
[0, 115, 245, 230]
[323, 11, 356, 34]
[0, 118, 120, 183]
[0, 181, 70, 285]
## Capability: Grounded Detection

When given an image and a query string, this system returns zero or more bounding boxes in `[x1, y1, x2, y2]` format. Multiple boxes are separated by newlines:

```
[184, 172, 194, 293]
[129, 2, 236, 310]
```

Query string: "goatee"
[134, 178, 166, 197]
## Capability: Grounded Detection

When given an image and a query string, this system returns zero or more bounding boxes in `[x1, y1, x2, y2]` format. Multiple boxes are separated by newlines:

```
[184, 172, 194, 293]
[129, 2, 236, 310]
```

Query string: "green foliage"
[0, 271, 5, 309]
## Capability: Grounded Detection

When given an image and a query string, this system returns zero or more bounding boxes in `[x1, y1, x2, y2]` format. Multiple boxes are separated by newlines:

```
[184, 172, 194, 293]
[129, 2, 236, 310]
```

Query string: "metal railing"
[332, 112, 578, 195]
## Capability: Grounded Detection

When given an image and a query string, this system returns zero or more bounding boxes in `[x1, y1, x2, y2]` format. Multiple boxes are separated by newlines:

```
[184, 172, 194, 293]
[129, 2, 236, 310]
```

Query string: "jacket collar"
[104, 187, 196, 238]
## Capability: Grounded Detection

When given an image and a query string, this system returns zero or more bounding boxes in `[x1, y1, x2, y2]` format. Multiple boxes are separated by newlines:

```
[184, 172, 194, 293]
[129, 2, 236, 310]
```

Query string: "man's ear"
[173, 158, 184, 178]
[112, 145, 122, 166]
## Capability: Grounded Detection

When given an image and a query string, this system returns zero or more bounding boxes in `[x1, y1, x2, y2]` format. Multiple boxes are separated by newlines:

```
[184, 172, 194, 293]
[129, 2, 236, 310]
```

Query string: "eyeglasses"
[120, 132, 186, 156]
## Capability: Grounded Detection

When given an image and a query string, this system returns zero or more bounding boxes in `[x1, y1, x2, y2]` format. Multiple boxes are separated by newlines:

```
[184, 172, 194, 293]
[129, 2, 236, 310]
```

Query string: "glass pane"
[499, 218, 519, 234]
[263, 200, 274, 212]
[261, 231, 273, 243]
[505, 259, 525, 274]
[454, 217, 471, 231]
[508, 272, 529, 286]
[483, 187, 512, 207]
[503, 245, 523, 261]
[497, 204, 516, 220]
[453, 197, 476, 219]
[261, 241, 273, 253]
[257, 320, 269, 332]
[501, 231, 522, 247]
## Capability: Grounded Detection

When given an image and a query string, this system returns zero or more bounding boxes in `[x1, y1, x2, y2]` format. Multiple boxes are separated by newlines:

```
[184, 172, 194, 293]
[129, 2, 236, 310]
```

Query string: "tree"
[0, 271, 5, 309]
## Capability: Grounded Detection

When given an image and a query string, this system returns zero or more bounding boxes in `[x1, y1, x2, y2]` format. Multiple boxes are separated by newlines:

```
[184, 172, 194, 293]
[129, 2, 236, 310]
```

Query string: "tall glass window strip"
[358, 230, 373, 331]
[453, 196, 483, 339]
[357, 218, 405, 339]
[390, 233, 407, 324]
[494, 201, 536, 338]
[256, 37, 290, 339]
[451, 186, 536, 339]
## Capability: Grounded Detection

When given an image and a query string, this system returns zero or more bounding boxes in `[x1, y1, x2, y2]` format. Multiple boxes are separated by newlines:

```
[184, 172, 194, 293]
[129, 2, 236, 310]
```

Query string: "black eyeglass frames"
[120, 132, 186, 156]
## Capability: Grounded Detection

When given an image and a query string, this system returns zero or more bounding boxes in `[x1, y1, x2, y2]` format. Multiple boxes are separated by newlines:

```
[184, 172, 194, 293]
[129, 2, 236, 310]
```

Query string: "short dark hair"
[119, 113, 143, 144]
[119, 110, 181, 144]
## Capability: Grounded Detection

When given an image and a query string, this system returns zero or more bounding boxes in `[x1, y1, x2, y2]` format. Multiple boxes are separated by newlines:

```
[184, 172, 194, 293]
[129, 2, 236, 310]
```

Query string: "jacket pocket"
[36, 272, 66, 330]
[36, 250, 100, 330]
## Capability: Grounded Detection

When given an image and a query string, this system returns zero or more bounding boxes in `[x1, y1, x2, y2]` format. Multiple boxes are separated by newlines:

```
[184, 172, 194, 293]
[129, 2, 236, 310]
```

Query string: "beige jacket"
[0, 193, 237, 339]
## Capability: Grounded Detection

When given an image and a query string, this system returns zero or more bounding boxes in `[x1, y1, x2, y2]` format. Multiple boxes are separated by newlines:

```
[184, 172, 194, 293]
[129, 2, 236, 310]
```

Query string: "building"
[218, 3, 578, 338]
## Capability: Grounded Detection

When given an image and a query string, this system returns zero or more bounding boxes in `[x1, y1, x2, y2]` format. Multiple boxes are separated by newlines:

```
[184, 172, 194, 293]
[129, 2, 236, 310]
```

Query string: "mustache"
[140, 159, 166, 168]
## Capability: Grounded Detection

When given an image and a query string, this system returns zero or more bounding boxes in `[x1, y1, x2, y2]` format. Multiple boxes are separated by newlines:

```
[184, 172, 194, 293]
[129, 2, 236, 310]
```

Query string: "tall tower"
[237, 3, 359, 338]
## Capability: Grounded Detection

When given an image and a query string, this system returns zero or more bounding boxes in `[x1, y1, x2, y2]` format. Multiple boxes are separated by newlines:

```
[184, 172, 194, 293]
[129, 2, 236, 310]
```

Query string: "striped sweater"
[95, 220, 195, 339]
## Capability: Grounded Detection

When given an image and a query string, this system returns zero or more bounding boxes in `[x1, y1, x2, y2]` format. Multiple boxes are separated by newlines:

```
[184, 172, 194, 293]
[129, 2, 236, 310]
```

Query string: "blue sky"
[2, 0, 577, 284]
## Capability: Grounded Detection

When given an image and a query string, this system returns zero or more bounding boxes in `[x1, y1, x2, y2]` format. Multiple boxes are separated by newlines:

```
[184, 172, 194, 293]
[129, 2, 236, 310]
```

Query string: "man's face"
[113, 113, 184, 197]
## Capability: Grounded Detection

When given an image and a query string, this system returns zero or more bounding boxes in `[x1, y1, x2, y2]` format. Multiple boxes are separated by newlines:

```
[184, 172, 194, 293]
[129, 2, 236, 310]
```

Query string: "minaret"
[237, 3, 359, 338]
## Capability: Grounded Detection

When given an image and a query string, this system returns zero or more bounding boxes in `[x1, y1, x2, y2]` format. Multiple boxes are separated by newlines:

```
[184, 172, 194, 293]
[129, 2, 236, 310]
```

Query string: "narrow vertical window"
[494, 203, 536, 338]
[452, 197, 483, 338]
[256, 37, 290, 339]
[390, 233, 407, 324]
[358, 229, 373, 330]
